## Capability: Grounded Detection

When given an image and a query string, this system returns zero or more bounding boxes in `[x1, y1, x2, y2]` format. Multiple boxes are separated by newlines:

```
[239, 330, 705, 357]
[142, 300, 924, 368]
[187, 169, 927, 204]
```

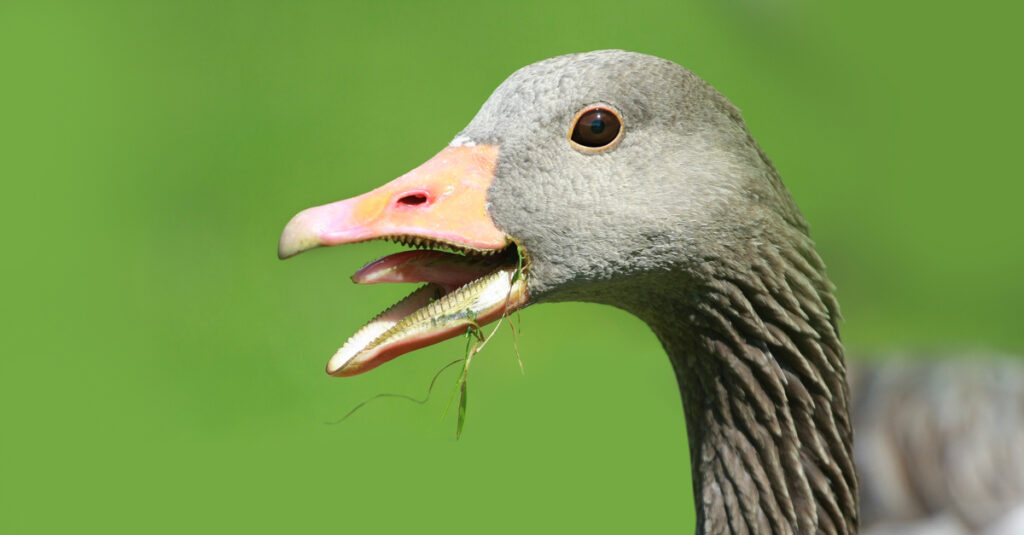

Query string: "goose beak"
[278, 144, 529, 377]
[278, 145, 507, 259]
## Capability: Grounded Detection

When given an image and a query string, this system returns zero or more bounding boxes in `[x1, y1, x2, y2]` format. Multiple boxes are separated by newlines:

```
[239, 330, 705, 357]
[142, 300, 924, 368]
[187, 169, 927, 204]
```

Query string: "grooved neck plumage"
[618, 233, 858, 534]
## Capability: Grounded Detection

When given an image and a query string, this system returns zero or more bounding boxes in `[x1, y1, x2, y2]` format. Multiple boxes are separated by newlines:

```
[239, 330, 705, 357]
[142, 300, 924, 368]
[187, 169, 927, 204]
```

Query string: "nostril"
[397, 193, 429, 206]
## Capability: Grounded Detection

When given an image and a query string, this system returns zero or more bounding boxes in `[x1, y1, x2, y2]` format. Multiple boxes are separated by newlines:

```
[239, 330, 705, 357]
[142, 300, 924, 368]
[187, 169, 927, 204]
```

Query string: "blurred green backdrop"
[3, 1, 1022, 533]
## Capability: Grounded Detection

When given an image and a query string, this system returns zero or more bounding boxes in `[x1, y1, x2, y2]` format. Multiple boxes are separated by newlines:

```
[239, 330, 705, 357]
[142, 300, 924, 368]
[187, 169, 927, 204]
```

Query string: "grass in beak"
[508, 246, 526, 374]
[334, 245, 529, 437]
[510, 243, 523, 285]
[332, 302, 522, 436]
[444, 310, 489, 439]
[443, 244, 527, 438]
[326, 358, 464, 425]
[510, 310, 524, 375]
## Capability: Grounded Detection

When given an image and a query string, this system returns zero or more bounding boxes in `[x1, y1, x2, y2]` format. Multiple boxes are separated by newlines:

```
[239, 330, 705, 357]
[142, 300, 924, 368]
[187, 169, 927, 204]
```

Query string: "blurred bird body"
[852, 358, 1024, 534]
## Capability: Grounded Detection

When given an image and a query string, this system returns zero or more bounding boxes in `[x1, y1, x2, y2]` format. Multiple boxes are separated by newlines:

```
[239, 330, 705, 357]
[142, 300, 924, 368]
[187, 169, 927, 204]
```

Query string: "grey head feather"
[460, 50, 807, 306]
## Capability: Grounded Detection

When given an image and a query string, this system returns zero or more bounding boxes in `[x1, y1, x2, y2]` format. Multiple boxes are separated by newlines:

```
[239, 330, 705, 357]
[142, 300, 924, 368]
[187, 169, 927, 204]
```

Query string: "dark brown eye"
[570, 107, 622, 149]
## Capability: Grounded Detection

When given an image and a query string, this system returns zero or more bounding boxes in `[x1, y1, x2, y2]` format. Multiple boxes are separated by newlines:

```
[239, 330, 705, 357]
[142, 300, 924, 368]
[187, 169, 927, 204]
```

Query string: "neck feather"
[629, 234, 859, 534]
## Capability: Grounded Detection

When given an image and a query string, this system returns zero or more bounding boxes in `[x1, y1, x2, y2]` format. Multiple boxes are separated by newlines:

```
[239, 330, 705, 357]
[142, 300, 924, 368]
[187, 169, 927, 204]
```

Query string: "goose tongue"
[352, 250, 500, 292]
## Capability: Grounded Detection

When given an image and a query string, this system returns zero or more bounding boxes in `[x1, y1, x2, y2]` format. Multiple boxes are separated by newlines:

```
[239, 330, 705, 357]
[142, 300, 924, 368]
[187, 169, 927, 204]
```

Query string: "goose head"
[279, 50, 856, 533]
[280, 49, 808, 375]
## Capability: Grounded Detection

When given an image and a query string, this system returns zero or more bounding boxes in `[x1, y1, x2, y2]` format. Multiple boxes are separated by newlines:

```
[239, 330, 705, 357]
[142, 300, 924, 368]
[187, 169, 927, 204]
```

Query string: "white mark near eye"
[449, 134, 477, 147]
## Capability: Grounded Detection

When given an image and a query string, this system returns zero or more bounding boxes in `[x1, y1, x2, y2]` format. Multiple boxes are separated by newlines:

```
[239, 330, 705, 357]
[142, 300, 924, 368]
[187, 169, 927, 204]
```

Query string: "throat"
[629, 246, 858, 534]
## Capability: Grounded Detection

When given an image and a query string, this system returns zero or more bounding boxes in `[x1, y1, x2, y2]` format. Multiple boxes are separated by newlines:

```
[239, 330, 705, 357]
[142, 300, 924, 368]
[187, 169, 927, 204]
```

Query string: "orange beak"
[278, 145, 507, 259]
[278, 143, 529, 378]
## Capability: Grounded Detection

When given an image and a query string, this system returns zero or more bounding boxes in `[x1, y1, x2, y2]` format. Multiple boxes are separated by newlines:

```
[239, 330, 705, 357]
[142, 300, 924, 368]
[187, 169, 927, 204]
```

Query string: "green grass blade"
[456, 379, 467, 439]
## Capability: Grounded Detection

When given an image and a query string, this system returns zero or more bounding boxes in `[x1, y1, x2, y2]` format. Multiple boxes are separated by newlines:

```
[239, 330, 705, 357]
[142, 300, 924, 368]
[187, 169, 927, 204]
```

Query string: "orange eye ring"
[568, 105, 623, 151]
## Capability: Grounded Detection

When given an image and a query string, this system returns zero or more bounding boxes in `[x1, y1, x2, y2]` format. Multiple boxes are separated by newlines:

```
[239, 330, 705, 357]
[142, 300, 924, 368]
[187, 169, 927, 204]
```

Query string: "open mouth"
[278, 144, 529, 376]
[327, 240, 528, 377]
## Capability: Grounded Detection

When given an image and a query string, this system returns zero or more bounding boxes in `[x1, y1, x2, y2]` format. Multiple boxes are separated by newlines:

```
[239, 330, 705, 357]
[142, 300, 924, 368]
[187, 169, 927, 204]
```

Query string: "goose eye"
[570, 107, 622, 150]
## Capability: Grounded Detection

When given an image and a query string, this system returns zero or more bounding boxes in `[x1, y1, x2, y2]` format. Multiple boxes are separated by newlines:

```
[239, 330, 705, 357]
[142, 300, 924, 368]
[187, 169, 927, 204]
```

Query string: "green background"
[3, 1, 1022, 533]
